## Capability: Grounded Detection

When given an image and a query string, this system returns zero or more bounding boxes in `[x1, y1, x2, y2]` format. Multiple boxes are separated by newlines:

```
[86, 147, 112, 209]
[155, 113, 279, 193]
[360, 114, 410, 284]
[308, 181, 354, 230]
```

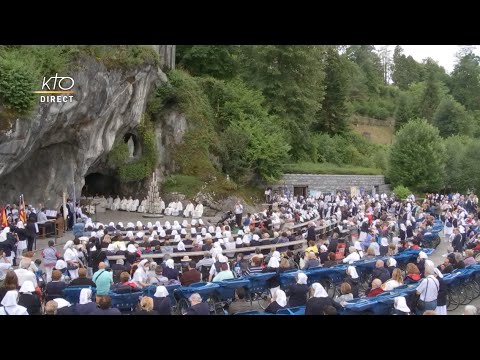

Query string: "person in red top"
[404, 263, 422, 284]
[367, 279, 384, 297]
[112, 271, 138, 293]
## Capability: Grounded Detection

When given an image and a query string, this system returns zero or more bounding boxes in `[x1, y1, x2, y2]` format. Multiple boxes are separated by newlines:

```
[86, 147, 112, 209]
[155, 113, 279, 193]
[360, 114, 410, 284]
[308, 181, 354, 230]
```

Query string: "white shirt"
[0, 262, 12, 281]
[132, 268, 149, 287]
[416, 276, 439, 302]
[342, 252, 360, 264]
[14, 269, 37, 288]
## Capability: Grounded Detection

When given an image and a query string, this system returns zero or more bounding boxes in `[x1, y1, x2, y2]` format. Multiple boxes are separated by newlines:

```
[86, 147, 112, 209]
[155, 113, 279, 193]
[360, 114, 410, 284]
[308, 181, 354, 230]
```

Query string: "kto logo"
[34, 73, 75, 103]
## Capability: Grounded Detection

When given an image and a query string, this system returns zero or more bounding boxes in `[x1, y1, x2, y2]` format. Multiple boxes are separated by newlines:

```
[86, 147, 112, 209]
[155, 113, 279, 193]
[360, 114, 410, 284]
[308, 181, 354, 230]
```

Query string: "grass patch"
[162, 175, 204, 198]
[282, 162, 384, 175]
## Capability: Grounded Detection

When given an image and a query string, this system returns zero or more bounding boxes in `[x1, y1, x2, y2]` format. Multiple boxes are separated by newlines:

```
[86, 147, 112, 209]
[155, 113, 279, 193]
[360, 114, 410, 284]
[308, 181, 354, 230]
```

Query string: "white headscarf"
[215, 226, 221, 233]
[174, 234, 181, 242]
[154, 286, 169, 298]
[107, 244, 116, 252]
[147, 222, 153, 228]
[1, 290, 27, 315]
[118, 243, 127, 251]
[126, 231, 134, 239]
[159, 230, 166, 237]
[236, 237, 243, 245]
[198, 219, 204, 225]
[127, 222, 135, 229]
[136, 221, 143, 228]
[400, 224, 406, 231]
[138, 259, 149, 270]
[79, 288, 92, 304]
[108, 222, 115, 227]
[127, 244, 137, 253]
[136, 232, 145, 239]
[181, 228, 187, 235]
[297, 273, 308, 285]
[117, 222, 124, 228]
[208, 226, 215, 233]
[63, 240, 73, 250]
[173, 221, 180, 230]
[394, 296, 410, 313]
[155, 221, 161, 228]
[347, 266, 359, 279]
[425, 260, 435, 269]
[165, 221, 171, 230]
[55, 259, 67, 270]
[53, 298, 71, 309]
[380, 238, 389, 246]
[19, 280, 35, 294]
[272, 251, 281, 259]
[177, 241, 186, 251]
[419, 251, 428, 259]
[387, 258, 397, 267]
[275, 290, 287, 307]
[201, 228, 207, 235]
[165, 259, 174, 269]
[237, 230, 244, 236]
[171, 230, 178, 236]
[434, 267, 444, 278]
[182, 220, 188, 227]
[267, 257, 279, 268]
[312, 283, 329, 298]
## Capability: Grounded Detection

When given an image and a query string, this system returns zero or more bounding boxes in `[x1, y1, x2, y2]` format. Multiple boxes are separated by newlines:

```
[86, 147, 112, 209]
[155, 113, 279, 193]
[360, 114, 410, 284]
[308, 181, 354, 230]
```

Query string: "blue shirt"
[92, 269, 113, 295]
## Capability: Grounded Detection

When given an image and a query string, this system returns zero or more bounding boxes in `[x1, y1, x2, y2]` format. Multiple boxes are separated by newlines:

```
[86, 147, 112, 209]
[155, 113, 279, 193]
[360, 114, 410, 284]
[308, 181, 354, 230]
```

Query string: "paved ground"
[27, 212, 477, 315]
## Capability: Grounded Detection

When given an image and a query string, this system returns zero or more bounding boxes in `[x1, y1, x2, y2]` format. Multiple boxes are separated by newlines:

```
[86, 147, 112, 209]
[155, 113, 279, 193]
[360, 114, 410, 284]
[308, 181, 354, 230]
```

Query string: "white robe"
[193, 204, 204, 218]
[183, 203, 194, 218]
[129, 199, 139, 212]
[120, 198, 128, 211]
[125, 199, 133, 212]
[107, 197, 113, 209]
[137, 199, 148, 213]
[111, 197, 121, 211]
[164, 202, 175, 216]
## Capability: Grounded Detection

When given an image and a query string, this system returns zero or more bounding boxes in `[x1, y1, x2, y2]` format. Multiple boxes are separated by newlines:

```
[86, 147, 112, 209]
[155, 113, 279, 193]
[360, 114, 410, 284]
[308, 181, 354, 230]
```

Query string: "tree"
[388, 118, 445, 192]
[394, 93, 414, 132]
[433, 95, 471, 137]
[237, 45, 326, 161]
[419, 67, 443, 121]
[377, 45, 392, 85]
[449, 52, 480, 111]
[443, 135, 471, 192]
[314, 47, 349, 135]
[346, 45, 384, 94]
[176, 45, 239, 79]
[391, 46, 423, 90]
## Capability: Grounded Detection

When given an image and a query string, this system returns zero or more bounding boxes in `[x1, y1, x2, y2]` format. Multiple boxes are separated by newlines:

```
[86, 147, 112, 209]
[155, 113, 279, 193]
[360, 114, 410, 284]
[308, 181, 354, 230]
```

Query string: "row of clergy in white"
[96, 195, 204, 217]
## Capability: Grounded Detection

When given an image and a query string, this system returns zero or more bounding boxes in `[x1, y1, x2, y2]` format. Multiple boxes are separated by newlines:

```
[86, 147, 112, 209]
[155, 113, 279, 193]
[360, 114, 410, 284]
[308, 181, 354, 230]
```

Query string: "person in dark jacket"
[74, 288, 97, 315]
[185, 293, 210, 315]
[370, 260, 390, 286]
[323, 252, 338, 268]
[327, 233, 339, 254]
[305, 283, 342, 315]
[434, 268, 447, 315]
[264, 289, 288, 314]
[163, 259, 179, 281]
[89, 295, 121, 315]
[438, 258, 454, 274]
[45, 270, 67, 302]
[344, 266, 360, 298]
[288, 273, 309, 307]
[306, 222, 316, 242]
[133, 296, 159, 315]
[17, 280, 41, 315]
[180, 261, 202, 286]
[68, 268, 96, 287]
[452, 228, 463, 253]
[152, 286, 172, 315]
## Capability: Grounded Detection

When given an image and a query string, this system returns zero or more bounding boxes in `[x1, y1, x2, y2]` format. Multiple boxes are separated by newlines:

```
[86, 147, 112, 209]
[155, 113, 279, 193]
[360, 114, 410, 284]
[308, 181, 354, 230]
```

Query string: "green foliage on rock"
[388, 118, 445, 192]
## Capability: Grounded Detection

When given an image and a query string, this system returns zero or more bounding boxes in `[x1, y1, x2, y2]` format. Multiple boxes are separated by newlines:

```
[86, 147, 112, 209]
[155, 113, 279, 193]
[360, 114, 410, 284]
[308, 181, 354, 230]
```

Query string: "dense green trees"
[389, 119, 445, 192]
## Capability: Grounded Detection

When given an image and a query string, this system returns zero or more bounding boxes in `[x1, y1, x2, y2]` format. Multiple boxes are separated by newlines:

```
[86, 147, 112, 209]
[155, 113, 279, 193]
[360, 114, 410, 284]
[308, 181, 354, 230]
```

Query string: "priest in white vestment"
[164, 201, 176, 216]
[193, 203, 204, 219]
[111, 196, 121, 211]
[137, 197, 148, 213]
[183, 201, 194, 218]
[119, 197, 128, 211]
[129, 198, 139, 212]
[107, 196, 113, 209]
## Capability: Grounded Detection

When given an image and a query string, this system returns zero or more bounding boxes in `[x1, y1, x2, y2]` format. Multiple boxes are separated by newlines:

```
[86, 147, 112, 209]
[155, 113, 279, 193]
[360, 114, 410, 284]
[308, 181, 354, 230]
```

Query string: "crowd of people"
[0, 190, 479, 315]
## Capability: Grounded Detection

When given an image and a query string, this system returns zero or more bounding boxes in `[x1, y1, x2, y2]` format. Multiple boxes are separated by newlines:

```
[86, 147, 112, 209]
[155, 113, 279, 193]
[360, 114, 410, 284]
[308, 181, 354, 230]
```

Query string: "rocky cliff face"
[0, 57, 166, 208]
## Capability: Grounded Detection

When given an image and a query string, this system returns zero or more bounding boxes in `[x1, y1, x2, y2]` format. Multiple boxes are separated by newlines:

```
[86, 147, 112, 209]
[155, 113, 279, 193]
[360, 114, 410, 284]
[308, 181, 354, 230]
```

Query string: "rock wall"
[277, 174, 389, 194]
[0, 57, 164, 208]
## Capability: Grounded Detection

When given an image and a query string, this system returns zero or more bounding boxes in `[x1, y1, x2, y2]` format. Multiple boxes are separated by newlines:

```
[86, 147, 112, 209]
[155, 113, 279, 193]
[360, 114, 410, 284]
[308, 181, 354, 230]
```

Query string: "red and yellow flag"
[19, 195, 26, 223]
[1, 208, 7, 228]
